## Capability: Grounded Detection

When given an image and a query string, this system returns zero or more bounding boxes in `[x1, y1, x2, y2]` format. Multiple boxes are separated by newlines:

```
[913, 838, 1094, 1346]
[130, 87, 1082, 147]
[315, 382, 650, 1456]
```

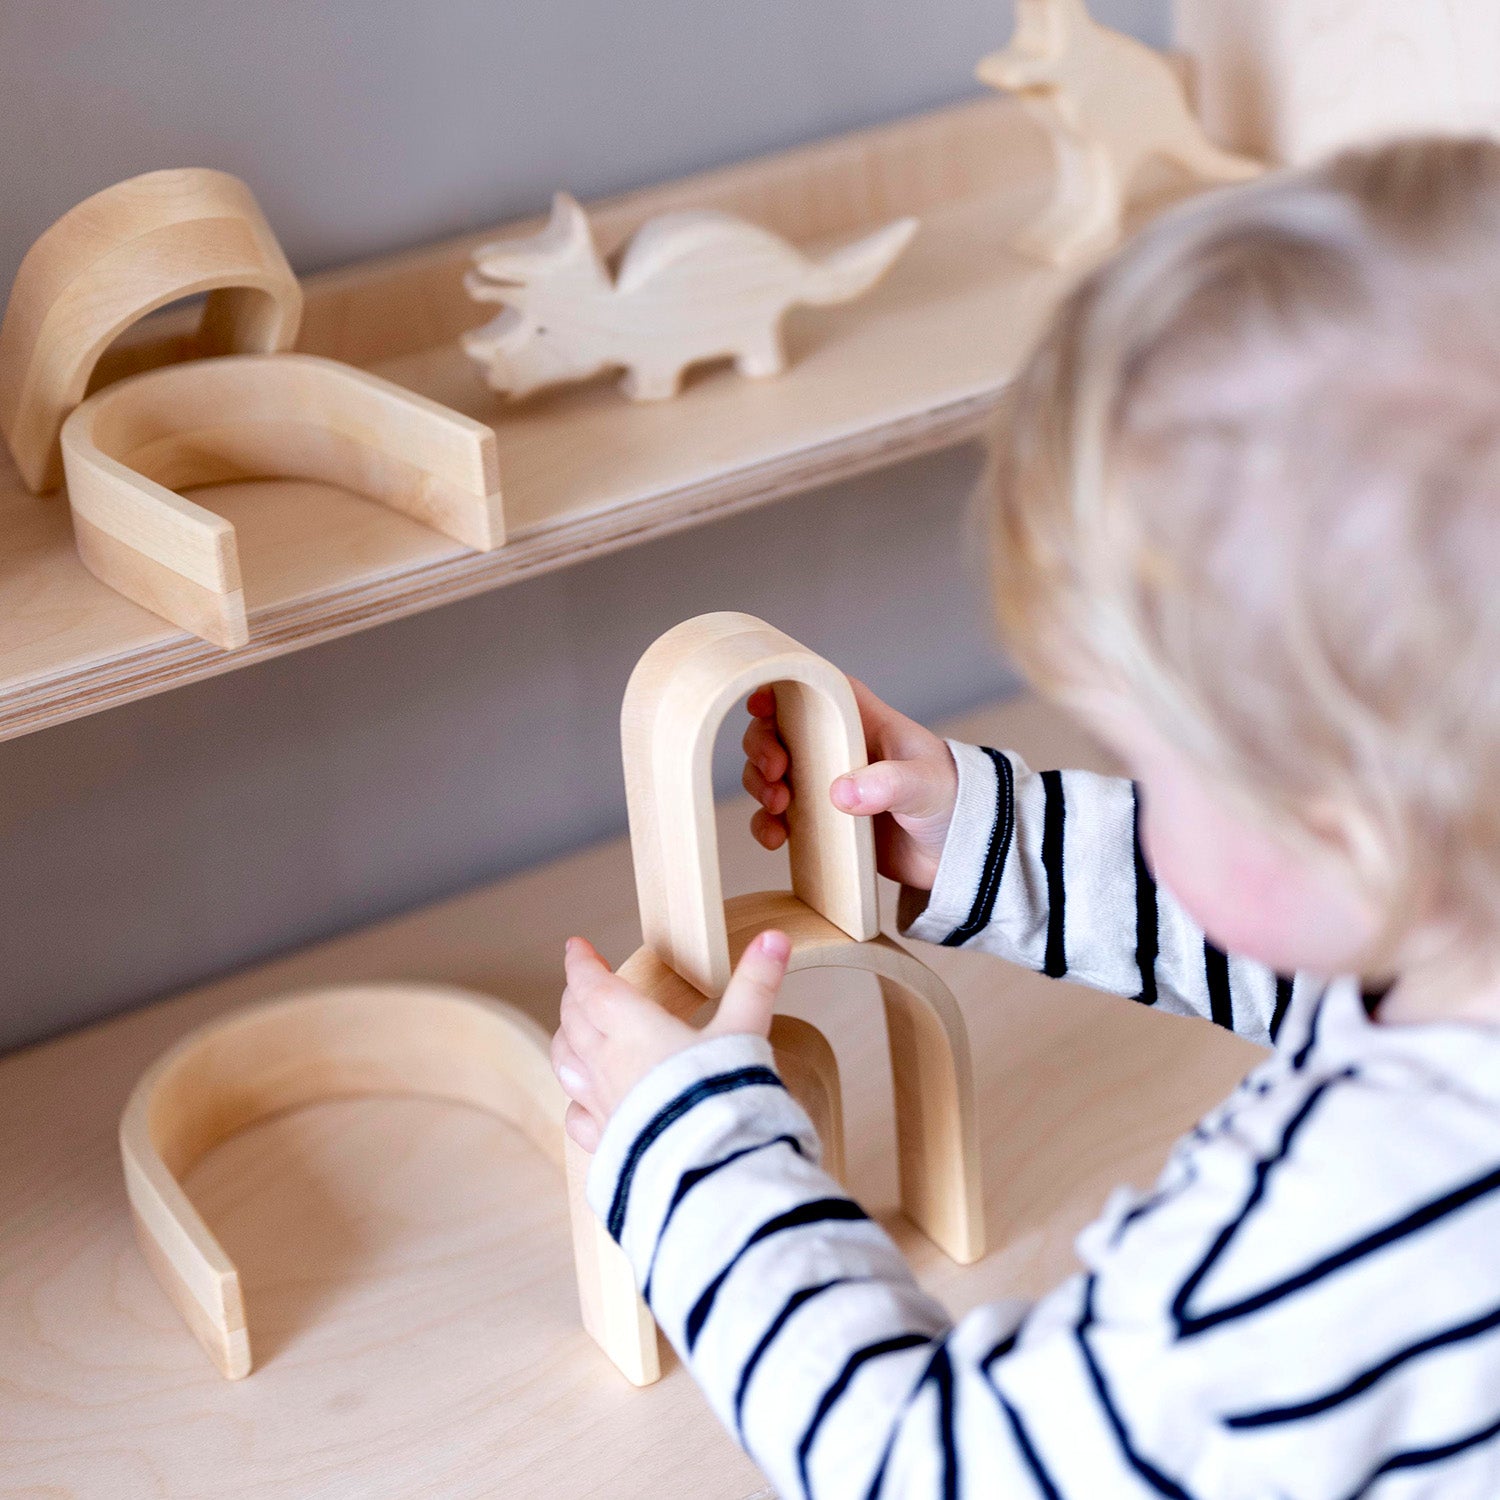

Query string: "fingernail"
[558, 1064, 586, 1094]
[760, 929, 791, 962]
[832, 775, 860, 810]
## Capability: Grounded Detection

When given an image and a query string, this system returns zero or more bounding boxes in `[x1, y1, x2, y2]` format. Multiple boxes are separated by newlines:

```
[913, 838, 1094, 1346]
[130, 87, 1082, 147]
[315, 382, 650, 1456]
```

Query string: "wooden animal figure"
[977, 0, 1264, 266]
[608, 612, 985, 1268]
[461, 193, 918, 401]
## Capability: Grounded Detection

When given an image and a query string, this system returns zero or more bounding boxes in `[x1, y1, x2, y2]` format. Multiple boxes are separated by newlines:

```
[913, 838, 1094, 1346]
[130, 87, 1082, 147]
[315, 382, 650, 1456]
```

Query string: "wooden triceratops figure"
[461, 193, 918, 401]
[978, 0, 1264, 266]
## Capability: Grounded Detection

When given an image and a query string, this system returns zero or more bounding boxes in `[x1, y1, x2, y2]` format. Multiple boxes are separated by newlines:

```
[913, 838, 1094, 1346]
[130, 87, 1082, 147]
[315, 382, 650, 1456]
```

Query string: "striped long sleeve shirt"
[586, 742, 1500, 1498]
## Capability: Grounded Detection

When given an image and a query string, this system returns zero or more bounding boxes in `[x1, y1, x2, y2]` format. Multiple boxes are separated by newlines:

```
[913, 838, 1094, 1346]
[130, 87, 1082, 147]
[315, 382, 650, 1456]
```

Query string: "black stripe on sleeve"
[1131, 785, 1159, 1006]
[1181, 1159, 1500, 1338]
[733, 1276, 875, 1436]
[1203, 940, 1233, 1031]
[1077, 1278, 1199, 1500]
[1226, 1298, 1500, 1428]
[605, 1065, 784, 1240]
[941, 748, 1015, 947]
[1341, 1408, 1500, 1500]
[684, 1197, 868, 1352]
[1040, 769, 1067, 978]
[642, 1133, 804, 1305]
[1269, 974, 1295, 1043]
[797, 1333, 933, 1499]
[978, 1333, 1068, 1500]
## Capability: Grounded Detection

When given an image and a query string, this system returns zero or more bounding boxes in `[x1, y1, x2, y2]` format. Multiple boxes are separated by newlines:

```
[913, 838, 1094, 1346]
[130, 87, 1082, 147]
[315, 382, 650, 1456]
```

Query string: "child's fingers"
[831, 757, 948, 819]
[750, 806, 789, 850]
[745, 687, 777, 720]
[559, 986, 604, 1059]
[742, 759, 790, 815]
[742, 715, 788, 782]
[565, 1100, 602, 1152]
[711, 930, 790, 1038]
[550, 1027, 593, 1102]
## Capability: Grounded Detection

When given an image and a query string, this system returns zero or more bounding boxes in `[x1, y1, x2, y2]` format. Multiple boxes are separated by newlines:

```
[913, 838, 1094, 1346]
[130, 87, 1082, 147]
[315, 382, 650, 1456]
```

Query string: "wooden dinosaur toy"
[977, 0, 1264, 266]
[461, 192, 918, 401]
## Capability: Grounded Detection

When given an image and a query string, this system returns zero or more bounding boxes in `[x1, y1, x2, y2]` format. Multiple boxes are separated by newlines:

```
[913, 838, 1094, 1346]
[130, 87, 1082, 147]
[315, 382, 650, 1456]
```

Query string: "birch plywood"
[0, 95, 1099, 743]
[1175, 0, 1500, 166]
[61, 353, 503, 648]
[0, 168, 301, 494]
[0, 694, 1263, 1499]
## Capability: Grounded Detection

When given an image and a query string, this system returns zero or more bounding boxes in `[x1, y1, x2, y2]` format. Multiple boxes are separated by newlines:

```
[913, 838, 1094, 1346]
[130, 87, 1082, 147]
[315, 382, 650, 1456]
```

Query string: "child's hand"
[742, 678, 958, 892]
[552, 929, 792, 1152]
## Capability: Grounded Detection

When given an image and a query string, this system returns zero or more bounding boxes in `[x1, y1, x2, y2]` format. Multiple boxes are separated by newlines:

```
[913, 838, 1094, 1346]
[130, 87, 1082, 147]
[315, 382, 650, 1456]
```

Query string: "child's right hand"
[741, 678, 958, 893]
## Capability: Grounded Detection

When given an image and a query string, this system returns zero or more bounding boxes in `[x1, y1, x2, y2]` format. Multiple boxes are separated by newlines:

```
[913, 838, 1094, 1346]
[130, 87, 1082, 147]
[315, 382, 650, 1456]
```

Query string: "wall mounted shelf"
[0, 95, 1192, 743]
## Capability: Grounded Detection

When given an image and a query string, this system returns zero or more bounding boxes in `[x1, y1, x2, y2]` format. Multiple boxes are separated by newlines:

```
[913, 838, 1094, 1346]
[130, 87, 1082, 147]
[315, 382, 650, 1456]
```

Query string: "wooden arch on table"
[120, 981, 845, 1388]
[617, 611, 984, 1265]
[0, 167, 303, 493]
[60, 353, 504, 650]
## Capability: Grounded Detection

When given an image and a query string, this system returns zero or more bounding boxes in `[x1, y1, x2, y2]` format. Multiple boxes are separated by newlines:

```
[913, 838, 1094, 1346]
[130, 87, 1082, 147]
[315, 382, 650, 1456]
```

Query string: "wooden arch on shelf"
[0, 167, 303, 493]
[614, 612, 984, 1266]
[120, 981, 845, 1388]
[61, 353, 504, 650]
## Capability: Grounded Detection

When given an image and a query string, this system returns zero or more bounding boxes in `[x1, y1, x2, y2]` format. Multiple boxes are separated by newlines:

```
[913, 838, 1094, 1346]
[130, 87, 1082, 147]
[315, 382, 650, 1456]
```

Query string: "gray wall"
[0, 0, 1168, 1051]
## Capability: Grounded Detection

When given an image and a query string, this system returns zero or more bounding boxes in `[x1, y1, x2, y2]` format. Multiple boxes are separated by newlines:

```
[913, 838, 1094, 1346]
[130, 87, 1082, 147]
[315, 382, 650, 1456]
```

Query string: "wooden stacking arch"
[0, 168, 303, 493]
[121, 981, 845, 1387]
[615, 611, 984, 1266]
[61, 353, 504, 649]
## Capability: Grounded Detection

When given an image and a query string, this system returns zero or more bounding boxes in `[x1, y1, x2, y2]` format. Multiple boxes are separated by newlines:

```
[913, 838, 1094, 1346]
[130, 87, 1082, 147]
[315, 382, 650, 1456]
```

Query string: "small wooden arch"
[61, 353, 504, 649]
[623, 611, 880, 998]
[121, 981, 845, 1387]
[0, 168, 303, 493]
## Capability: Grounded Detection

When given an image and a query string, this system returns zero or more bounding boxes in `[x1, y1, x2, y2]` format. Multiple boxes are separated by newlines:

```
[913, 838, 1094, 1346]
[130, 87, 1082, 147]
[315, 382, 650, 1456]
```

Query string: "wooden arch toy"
[120, 982, 845, 1387]
[614, 612, 984, 1266]
[61, 353, 504, 649]
[0, 168, 303, 493]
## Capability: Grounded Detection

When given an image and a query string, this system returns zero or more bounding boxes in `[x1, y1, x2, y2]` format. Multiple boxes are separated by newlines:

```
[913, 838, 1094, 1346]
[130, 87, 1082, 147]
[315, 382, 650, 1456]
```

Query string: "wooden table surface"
[0, 695, 1261, 1498]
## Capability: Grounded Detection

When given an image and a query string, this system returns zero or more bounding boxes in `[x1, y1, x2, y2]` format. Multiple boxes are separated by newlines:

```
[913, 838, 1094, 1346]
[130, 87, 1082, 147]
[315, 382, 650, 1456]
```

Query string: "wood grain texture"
[978, 0, 1262, 266]
[60, 353, 503, 648]
[1175, 0, 1500, 165]
[0, 693, 1266, 1498]
[0, 95, 1099, 745]
[0, 168, 301, 493]
[622, 612, 879, 997]
[463, 191, 916, 401]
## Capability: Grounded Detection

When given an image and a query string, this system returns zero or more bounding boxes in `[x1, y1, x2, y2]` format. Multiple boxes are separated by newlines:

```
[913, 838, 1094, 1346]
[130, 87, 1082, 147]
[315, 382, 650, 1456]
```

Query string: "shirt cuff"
[585, 1031, 821, 1275]
[899, 740, 1012, 947]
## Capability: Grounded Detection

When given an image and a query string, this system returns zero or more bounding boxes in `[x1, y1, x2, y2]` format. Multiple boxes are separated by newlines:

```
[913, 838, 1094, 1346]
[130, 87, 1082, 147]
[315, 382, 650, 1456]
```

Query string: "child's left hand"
[551, 929, 792, 1151]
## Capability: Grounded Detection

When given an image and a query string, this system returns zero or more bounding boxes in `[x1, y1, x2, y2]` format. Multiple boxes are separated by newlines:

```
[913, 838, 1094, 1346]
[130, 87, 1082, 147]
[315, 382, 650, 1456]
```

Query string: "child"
[552, 137, 1500, 1497]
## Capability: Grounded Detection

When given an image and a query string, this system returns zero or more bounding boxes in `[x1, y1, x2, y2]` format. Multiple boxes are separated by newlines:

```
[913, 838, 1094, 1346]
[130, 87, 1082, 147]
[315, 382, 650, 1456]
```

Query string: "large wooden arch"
[121, 981, 845, 1387]
[614, 613, 984, 1269]
[62, 353, 503, 649]
[620, 891, 984, 1265]
[0, 167, 303, 493]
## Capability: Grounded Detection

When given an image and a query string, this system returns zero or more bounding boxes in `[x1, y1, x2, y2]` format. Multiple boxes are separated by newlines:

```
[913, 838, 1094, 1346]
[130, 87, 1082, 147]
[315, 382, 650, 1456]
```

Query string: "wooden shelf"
[0, 695, 1261, 1497]
[0, 95, 1087, 743]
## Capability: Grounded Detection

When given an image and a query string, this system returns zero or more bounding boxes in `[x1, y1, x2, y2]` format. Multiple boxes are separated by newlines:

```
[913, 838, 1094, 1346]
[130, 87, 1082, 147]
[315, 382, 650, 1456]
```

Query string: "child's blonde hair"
[993, 137, 1500, 970]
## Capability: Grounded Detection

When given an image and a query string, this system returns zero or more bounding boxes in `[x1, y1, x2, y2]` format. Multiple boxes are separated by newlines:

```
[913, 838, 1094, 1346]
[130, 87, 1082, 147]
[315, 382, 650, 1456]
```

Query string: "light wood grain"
[622, 612, 879, 997]
[0, 693, 1264, 1499]
[0, 95, 1117, 745]
[60, 353, 503, 648]
[1175, 0, 1500, 166]
[0, 168, 301, 494]
[978, 0, 1262, 266]
[464, 191, 916, 401]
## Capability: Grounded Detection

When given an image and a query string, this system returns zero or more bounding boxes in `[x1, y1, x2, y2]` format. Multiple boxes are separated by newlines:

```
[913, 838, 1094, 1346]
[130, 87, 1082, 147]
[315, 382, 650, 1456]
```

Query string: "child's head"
[992, 137, 1500, 984]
